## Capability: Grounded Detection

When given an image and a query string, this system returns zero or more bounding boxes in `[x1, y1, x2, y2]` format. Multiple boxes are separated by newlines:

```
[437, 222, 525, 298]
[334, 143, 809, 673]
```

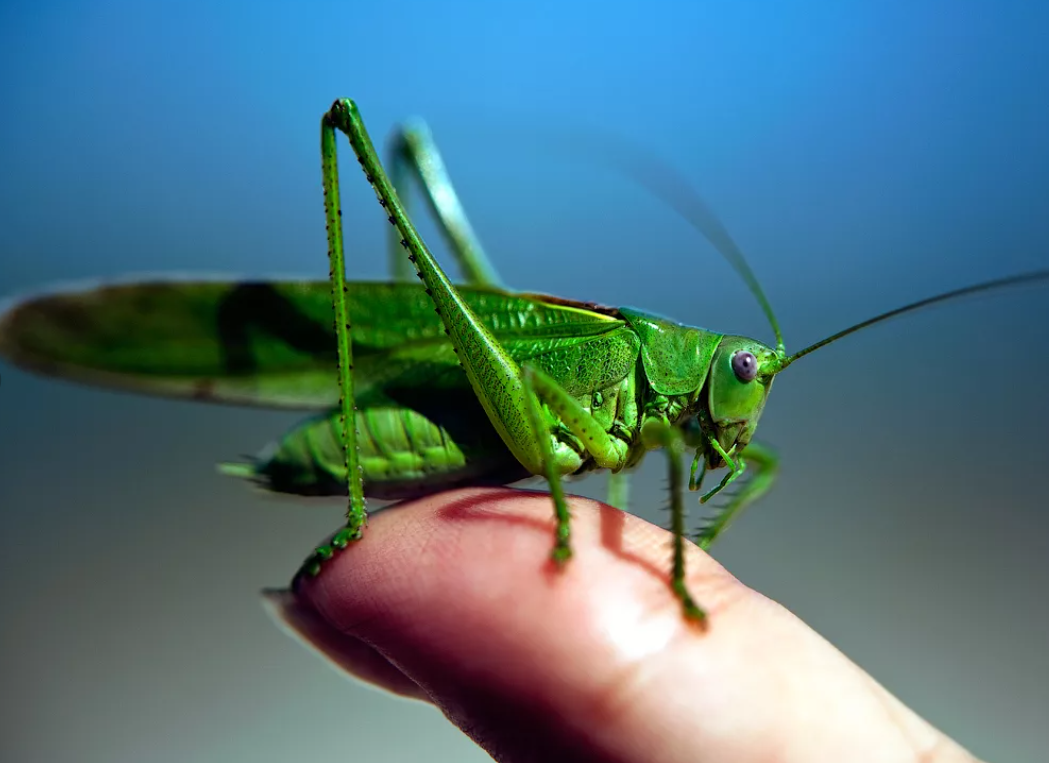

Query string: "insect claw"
[550, 543, 572, 566]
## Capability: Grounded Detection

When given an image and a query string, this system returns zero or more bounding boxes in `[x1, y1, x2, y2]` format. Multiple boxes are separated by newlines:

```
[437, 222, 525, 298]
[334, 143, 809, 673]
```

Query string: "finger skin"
[274, 487, 980, 763]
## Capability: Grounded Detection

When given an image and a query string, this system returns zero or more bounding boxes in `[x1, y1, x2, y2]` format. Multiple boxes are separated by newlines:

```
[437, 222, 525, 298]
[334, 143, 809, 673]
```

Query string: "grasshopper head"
[703, 336, 779, 466]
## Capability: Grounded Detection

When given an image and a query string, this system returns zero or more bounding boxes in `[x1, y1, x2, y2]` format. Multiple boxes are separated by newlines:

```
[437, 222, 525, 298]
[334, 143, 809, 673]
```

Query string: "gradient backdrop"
[1, 1, 1047, 761]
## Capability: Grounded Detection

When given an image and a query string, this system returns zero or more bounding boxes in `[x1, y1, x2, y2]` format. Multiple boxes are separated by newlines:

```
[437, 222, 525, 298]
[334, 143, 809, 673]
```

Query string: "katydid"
[0, 98, 1047, 626]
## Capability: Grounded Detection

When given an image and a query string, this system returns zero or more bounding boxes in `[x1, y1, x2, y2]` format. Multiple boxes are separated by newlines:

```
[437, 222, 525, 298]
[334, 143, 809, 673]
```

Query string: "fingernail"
[261, 587, 317, 643]
[259, 588, 427, 700]
[261, 586, 353, 666]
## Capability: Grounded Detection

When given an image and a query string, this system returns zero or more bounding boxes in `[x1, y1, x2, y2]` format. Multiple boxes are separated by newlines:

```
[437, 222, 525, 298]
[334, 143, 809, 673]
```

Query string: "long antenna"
[544, 129, 786, 352]
[777, 269, 1049, 371]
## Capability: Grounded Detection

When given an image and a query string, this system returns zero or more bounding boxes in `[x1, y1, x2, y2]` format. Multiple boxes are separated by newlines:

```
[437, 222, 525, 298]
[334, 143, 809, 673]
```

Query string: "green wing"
[0, 277, 639, 410]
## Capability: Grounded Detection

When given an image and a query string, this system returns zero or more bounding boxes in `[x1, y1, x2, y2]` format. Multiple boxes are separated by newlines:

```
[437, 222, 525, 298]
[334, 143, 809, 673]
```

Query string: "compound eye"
[731, 350, 758, 382]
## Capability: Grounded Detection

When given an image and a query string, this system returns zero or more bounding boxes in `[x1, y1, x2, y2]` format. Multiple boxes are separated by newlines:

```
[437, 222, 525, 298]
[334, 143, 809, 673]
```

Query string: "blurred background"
[1, 1, 1047, 761]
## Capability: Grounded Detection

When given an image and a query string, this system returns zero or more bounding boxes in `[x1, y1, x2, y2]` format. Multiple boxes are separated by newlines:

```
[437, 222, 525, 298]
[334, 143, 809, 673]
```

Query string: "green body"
[0, 278, 748, 497]
[1, 99, 1046, 624]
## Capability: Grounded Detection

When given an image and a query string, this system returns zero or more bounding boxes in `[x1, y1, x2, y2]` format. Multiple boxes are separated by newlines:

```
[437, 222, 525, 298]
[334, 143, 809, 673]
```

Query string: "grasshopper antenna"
[547, 129, 786, 353]
[775, 269, 1049, 371]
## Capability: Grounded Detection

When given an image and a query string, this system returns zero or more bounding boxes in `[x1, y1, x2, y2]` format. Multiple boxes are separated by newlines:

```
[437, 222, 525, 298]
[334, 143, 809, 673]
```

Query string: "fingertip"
[274, 489, 978, 763]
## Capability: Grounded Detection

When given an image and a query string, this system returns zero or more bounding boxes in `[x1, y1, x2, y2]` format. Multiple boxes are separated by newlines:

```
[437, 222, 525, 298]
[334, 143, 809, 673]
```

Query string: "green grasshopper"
[1, 98, 1047, 625]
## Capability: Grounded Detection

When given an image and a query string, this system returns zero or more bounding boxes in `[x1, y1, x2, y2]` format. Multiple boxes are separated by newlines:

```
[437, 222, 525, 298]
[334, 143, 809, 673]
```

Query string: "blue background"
[1, 1, 1047, 761]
